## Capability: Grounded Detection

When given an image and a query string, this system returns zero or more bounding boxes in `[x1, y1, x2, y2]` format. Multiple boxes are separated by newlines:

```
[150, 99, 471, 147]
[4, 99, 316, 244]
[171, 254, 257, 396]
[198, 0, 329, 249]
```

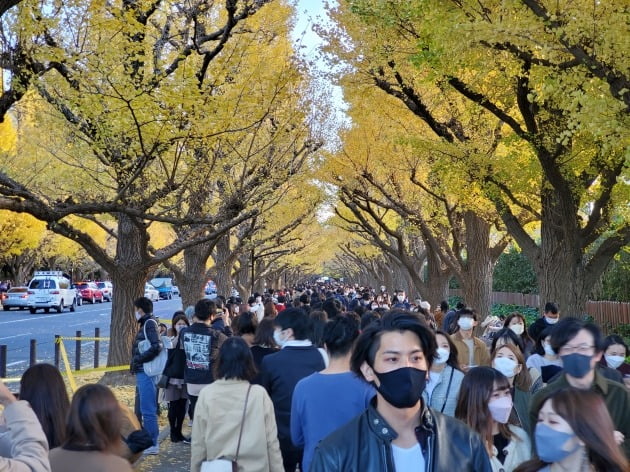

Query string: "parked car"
[96, 281, 113, 302]
[27, 271, 77, 314]
[172, 285, 180, 297]
[150, 277, 173, 300]
[76, 282, 104, 304]
[3, 287, 29, 311]
[144, 283, 159, 302]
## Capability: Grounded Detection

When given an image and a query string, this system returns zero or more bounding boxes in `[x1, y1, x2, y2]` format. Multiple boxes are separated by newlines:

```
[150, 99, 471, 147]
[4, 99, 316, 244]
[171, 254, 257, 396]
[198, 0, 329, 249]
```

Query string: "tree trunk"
[177, 242, 213, 309]
[424, 246, 450, 308]
[213, 234, 235, 297]
[458, 212, 496, 322]
[106, 214, 152, 369]
[535, 188, 590, 317]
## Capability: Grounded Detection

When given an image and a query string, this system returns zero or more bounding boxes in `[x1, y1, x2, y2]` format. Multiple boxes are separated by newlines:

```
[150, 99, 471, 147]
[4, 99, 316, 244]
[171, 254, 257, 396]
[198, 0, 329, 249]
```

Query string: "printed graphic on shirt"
[183, 333, 212, 370]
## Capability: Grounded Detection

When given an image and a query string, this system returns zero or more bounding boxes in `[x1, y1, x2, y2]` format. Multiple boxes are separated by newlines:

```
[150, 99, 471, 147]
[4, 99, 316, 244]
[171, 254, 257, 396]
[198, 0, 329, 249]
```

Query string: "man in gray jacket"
[310, 311, 491, 472]
[0, 379, 51, 471]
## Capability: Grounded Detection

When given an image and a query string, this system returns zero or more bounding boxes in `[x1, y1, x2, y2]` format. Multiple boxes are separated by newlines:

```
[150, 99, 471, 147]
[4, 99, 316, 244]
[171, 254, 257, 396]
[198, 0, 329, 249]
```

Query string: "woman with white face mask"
[599, 335, 630, 390]
[422, 331, 465, 416]
[163, 312, 190, 443]
[491, 344, 533, 434]
[456, 367, 531, 471]
[526, 328, 563, 388]
[503, 313, 535, 358]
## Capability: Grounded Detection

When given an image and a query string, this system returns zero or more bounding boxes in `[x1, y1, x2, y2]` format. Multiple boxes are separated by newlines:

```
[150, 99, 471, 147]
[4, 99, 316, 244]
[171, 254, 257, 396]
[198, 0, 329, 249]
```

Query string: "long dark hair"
[491, 343, 532, 391]
[455, 366, 516, 456]
[515, 388, 629, 472]
[20, 363, 70, 448]
[64, 384, 122, 452]
[434, 330, 461, 371]
[503, 313, 534, 348]
[253, 317, 278, 348]
[169, 311, 189, 337]
[214, 337, 257, 382]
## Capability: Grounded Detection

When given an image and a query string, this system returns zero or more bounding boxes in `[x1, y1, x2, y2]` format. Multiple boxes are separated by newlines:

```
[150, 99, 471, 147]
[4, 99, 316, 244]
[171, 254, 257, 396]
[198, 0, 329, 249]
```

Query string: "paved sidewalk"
[134, 424, 191, 471]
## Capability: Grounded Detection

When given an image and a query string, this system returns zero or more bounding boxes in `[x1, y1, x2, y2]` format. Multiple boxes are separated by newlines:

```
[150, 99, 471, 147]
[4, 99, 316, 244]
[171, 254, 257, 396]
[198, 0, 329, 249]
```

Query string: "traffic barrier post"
[75, 330, 81, 371]
[29, 339, 36, 366]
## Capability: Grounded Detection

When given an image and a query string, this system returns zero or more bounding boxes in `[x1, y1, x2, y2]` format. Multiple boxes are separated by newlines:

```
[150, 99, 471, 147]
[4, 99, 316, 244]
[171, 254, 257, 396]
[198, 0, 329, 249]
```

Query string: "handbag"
[200, 385, 252, 472]
[139, 319, 167, 377]
[162, 335, 186, 379]
[156, 374, 169, 389]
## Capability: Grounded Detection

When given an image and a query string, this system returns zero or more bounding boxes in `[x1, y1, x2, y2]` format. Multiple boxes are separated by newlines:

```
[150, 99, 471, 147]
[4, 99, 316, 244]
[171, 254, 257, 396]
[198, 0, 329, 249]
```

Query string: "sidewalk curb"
[133, 424, 171, 467]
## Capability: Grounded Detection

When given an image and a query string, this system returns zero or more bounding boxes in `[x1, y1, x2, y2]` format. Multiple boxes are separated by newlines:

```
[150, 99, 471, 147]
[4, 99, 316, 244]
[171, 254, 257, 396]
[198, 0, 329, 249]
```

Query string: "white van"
[27, 271, 77, 314]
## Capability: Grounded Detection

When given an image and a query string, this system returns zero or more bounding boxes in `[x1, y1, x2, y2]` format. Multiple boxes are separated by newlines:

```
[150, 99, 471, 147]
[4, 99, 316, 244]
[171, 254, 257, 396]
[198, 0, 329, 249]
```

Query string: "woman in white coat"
[191, 337, 283, 472]
[456, 367, 531, 472]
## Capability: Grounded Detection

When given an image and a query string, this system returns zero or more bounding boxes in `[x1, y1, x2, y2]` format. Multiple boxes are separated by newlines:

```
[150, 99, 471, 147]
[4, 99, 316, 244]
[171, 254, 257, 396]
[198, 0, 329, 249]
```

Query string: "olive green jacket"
[529, 370, 630, 458]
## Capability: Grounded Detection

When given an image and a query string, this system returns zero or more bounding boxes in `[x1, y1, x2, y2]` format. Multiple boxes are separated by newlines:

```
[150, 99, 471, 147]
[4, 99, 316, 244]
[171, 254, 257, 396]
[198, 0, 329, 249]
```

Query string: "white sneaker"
[144, 445, 159, 455]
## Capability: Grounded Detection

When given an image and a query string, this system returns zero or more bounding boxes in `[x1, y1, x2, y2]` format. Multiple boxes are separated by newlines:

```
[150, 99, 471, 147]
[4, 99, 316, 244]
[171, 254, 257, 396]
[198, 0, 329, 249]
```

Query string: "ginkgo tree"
[0, 0, 318, 369]
[326, 0, 629, 316]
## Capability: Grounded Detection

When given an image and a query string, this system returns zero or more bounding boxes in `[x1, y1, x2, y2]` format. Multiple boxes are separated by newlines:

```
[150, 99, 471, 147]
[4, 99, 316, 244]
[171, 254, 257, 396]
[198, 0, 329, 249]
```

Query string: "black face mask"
[373, 367, 427, 408]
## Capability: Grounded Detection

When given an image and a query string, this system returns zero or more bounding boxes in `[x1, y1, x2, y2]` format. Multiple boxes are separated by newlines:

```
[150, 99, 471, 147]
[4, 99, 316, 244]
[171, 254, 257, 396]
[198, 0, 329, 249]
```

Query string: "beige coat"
[0, 400, 51, 472]
[452, 331, 491, 369]
[191, 379, 283, 472]
[49, 448, 132, 472]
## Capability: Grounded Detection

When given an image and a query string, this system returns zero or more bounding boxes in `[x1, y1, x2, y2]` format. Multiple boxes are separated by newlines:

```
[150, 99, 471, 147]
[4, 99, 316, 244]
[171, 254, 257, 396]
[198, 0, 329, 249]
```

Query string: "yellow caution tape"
[0, 377, 21, 383]
[73, 364, 129, 375]
[57, 339, 78, 393]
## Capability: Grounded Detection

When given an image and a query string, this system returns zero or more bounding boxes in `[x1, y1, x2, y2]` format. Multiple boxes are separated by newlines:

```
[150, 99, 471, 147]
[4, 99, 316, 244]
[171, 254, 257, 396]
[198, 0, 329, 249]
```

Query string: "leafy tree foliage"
[492, 247, 539, 294]
[329, 0, 629, 316]
[0, 0, 317, 369]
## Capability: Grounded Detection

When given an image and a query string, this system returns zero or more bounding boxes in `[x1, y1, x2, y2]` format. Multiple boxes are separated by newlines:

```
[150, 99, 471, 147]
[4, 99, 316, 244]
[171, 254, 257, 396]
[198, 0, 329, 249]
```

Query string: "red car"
[75, 282, 104, 304]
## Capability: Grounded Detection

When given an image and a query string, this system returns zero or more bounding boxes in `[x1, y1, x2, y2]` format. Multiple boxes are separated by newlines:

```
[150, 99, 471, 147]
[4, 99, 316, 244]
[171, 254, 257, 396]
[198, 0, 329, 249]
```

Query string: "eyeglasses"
[559, 344, 595, 355]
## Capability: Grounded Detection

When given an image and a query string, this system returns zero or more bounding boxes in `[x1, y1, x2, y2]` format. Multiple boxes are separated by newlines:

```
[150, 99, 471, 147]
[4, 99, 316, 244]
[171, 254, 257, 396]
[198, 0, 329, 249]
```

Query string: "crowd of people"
[1, 283, 629, 472]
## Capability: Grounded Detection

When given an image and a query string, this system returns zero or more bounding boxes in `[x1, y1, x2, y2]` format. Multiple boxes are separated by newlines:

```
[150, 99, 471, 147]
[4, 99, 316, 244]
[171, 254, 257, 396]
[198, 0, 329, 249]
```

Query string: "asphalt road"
[0, 296, 184, 384]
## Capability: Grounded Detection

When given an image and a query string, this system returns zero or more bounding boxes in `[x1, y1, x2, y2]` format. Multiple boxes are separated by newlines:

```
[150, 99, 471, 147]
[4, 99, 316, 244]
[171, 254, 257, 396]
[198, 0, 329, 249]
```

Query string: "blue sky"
[291, 0, 348, 146]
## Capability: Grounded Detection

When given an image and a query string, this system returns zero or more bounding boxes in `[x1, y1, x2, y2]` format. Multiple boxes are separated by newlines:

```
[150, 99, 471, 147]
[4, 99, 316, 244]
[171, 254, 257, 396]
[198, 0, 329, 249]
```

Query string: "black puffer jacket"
[310, 400, 492, 472]
[131, 315, 163, 374]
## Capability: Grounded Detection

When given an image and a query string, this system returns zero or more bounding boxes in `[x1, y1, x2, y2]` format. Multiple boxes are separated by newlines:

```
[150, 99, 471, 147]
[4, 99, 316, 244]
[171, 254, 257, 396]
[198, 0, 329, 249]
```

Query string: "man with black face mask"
[310, 310, 491, 471]
[529, 317, 630, 457]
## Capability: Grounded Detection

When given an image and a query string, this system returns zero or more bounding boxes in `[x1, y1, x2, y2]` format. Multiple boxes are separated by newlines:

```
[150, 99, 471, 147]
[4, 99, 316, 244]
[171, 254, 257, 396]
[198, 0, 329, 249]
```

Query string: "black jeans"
[281, 446, 303, 472]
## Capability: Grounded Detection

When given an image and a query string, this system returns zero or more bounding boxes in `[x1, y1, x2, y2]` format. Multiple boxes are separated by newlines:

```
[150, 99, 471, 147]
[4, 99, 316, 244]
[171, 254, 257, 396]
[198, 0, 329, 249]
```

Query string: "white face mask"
[493, 357, 519, 378]
[371, 304, 379, 310]
[543, 342, 556, 356]
[457, 317, 474, 331]
[509, 323, 525, 336]
[434, 347, 450, 365]
[175, 324, 186, 333]
[488, 396, 513, 424]
[605, 355, 625, 369]
[255, 297, 262, 303]
[544, 316, 559, 325]
[273, 329, 287, 348]
[135, 311, 142, 321]
[234, 306, 240, 314]
[396, 295, 405, 302]
[380, 286, 386, 292]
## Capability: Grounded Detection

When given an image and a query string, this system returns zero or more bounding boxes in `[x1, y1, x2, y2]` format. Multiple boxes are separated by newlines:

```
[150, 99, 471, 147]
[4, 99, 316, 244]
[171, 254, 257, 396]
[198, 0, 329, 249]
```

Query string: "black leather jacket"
[310, 400, 492, 472]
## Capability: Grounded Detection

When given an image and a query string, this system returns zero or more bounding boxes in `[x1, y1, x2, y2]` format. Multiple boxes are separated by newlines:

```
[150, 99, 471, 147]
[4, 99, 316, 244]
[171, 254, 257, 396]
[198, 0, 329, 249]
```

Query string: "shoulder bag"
[200, 384, 252, 472]
[158, 335, 187, 387]
[139, 318, 167, 377]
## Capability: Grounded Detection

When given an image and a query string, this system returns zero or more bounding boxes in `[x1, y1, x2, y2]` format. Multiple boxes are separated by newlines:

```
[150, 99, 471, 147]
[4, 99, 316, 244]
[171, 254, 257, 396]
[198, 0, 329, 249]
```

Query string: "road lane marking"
[0, 334, 29, 340]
